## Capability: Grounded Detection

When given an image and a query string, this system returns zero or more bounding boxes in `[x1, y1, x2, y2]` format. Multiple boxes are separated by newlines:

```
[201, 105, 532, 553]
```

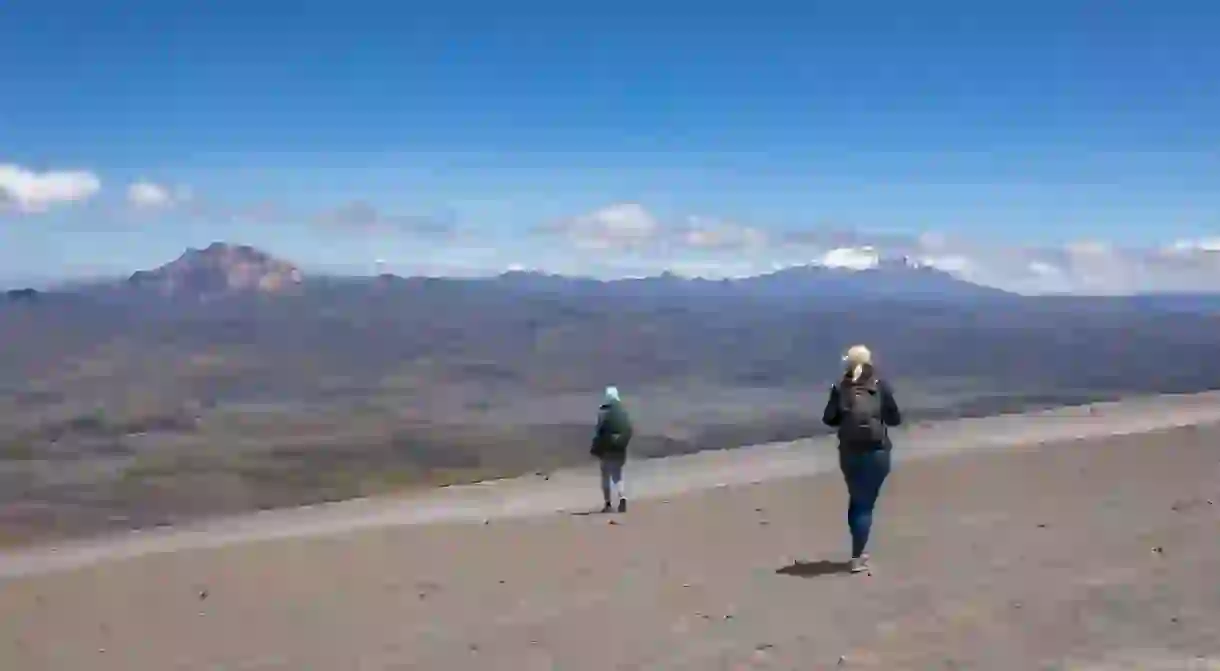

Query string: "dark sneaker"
[850, 554, 871, 573]
[617, 499, 628, 513]
[601, 503, 613, 514]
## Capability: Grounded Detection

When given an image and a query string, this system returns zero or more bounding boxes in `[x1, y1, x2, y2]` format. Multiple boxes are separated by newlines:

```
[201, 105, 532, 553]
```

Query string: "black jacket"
[591, 400, 633, 458]
[822, 374, 902, 450]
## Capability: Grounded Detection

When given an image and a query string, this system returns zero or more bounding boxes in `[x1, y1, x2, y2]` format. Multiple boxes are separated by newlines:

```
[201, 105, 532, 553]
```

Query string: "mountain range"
[3, 242, 1220, 542]
[7, 241, 1008, 302]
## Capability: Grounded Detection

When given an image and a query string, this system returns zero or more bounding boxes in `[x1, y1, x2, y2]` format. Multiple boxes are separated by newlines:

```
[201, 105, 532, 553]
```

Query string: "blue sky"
[2, 0, 1219, 291]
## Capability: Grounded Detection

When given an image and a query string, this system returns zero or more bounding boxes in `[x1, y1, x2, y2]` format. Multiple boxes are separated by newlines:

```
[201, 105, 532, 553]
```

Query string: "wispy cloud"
[0, 163, 101, 214]
[144, 194, 454, 236]
[539, 204, 775, 256]
[678, 215, 768, 251]
[529, 203, 1220, 293]
[312, 200, 456, 236]
[538, 202, 661, 250]
[126, 180, 193, 210]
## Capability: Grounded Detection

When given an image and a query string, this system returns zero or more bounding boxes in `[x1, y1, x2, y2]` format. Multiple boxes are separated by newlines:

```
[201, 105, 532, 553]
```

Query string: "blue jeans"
[839, 448, 892, 558]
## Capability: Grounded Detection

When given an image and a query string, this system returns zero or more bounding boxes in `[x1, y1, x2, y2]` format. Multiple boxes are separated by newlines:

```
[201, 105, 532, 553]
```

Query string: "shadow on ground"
[776, 560, 854, 578]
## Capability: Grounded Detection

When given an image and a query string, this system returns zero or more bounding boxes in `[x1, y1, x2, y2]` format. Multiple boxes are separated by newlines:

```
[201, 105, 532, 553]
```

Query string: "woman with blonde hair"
[822, 344, 902, 573]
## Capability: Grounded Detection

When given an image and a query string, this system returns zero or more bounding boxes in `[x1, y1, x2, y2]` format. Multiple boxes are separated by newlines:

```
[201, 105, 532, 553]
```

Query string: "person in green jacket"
[590, 385, 633, 513]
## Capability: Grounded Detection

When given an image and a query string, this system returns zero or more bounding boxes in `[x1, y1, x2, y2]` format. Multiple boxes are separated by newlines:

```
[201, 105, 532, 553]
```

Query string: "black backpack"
[837, 379, 887, 448]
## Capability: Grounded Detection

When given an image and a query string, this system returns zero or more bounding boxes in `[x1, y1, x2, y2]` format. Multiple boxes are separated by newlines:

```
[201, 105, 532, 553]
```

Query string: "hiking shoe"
[850, 554, 871, 573]
[617, 499, 628, 513]
[601, 503, 613, 514]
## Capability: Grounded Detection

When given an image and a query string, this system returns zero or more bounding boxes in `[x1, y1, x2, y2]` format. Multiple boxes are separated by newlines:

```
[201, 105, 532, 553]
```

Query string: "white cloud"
[1027, 261, 1061, 277]
[126, 180, 193, 209]
[0, 163, 101, 213]
[679, 216, 769, 250]
[916, 254, 975, 275]
[550, 203, 660, 250]
[1046, 240, 1137, 293]
[1118, 237, 1220, 292]
[815, 246, 880, 271]
[1164, 238, 1220, 255]
[905, 235, 1220, 295]
[127, 181, 173, 208]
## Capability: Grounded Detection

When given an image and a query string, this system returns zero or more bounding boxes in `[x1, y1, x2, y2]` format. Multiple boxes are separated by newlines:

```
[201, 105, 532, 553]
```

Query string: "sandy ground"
[2, 405, 1220, 668]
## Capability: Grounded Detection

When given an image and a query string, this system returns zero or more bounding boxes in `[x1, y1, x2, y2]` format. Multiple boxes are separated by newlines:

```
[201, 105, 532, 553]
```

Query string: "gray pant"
[599, 455, 626, 503]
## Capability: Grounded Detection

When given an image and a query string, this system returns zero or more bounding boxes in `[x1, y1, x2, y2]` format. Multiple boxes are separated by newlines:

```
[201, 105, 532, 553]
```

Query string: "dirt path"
[2, 420, 1219, 669]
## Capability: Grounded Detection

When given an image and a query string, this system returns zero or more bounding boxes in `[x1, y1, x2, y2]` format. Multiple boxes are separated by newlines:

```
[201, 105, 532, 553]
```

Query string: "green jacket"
[590, 400, 633, 458]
